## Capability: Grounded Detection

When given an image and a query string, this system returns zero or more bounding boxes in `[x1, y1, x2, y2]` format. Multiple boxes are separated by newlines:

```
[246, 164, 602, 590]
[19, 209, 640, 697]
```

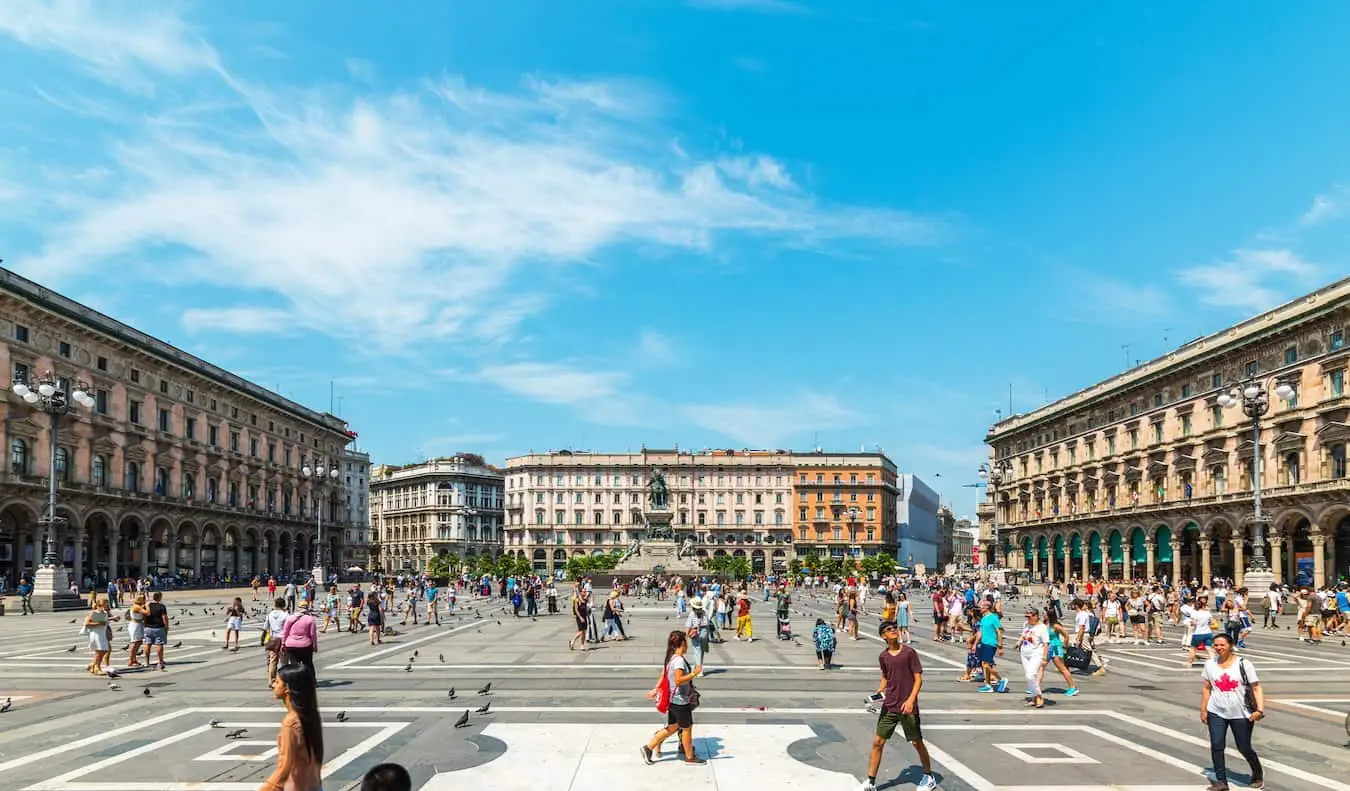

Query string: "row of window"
[1000, 330, 1346, 456]
[10, 328, 330, 450]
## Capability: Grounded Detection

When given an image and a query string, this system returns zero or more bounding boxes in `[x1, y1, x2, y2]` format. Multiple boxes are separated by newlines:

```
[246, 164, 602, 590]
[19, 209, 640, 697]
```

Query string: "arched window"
[125, 461, 140, 492]
[206, 476, 218, 503]
[9, 438, 28, 475]
[1285, 452, 1300, 485]
[55, 447, 70, 482]
[1333, 444, 1348, 479]
[182, 473, 195, 500]
[154, 467, 168, 496]
[1211, 465, 1227, 495]
[92, 454, 107, 487]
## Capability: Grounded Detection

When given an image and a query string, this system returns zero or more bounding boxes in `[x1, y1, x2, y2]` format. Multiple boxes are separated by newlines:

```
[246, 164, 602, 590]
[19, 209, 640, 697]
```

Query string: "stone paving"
[0, 586, 1347, 790]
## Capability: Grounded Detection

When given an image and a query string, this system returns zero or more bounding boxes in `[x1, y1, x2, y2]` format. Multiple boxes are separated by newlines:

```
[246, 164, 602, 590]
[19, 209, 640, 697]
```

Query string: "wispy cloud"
[3, 4, 944, 356]
[636, 329, 679, 366]
[681, 392, 862, 447]
[1300, 185, 1348, 228]
[1176, 248, 1322, 312]
[1061, 272, 1175, 321]
[182, 307, 296, 334]
[687, 0, 807, 13]
[470, 362, 628, 406]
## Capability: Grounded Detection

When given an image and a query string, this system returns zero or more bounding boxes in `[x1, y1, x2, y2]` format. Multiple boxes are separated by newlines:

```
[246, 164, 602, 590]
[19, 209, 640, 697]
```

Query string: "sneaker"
[996, 678, 1009, 693]
[1250, 777, 1264, 789]
[976, 684, 994, 693]
[684, 755, 707, 765]
[917, 775, 938, 790]
[857, 783, 877, 791]
[1064, 687, 1079, 697]
[640, 746, 654, 765]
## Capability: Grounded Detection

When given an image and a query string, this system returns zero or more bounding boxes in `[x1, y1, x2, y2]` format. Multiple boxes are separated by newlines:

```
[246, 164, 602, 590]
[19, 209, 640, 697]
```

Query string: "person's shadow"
[694, 735, 726, 760]
[879, 767, 942, 789]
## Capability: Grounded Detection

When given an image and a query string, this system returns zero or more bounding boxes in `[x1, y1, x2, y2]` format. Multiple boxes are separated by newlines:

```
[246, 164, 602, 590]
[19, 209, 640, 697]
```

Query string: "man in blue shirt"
[975, 600, 1008, 693]
[1336, 583, 1349, 631]
[17, 573, 34, 615]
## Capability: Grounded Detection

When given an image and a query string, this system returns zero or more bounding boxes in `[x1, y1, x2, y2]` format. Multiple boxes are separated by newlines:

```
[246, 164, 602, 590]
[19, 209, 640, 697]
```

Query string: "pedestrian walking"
[142, 591, 170, 671]
[1200, 633, 1264, 791]
[264, 598, 289, 686]
[16, 573, 34, 615]
[1019, 607, 1050, 708]
[223, 596, 246, 651]
[685, 599, 711, 673]
[861, 620, 937, 791]
[258, 663, 324, 791]
[641, 630, 705, 765]
[280, 607, 318, 688]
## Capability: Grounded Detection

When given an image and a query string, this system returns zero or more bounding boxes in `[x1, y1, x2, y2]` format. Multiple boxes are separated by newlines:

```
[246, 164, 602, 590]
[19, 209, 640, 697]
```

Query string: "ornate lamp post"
[978, 460, 1012, 569]
[301, 456, 339, 585]
[847, 505, 862, 561]
[11, 370, 95, 608]
[1217, 379, 1295, 581]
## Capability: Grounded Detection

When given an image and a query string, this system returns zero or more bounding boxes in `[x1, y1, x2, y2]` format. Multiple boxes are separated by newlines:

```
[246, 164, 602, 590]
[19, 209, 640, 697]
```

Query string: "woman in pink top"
[281, 610, 318, 687]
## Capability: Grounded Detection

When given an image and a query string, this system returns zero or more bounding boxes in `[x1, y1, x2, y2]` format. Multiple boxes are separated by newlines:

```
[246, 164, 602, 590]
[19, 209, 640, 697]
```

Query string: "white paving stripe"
[328, 619, 487, 668]
[420, 723, 860, 790]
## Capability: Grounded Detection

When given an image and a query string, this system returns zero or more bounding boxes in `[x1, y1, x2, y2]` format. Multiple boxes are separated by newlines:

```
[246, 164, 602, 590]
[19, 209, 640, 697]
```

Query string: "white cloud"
[4, 5, 943, 354]
[182, 307, 296, 334]
[470, 362, 628, 406]
[636, 329, 679, 366]
[0, 0, 219, 90]
[687, 0, 807, 13]
[1300, 185, 1348, 228]
[1063, 272, 1174, 321]
[681, 392, 861, 447]
[1176, 248, 1322, 312]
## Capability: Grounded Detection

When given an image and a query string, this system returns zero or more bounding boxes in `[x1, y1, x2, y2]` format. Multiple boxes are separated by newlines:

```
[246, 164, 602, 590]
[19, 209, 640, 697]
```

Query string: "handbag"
[1063, 645, 1092, 671]
[684, 657, 701, 710]
[1237, 659, 1258, 720]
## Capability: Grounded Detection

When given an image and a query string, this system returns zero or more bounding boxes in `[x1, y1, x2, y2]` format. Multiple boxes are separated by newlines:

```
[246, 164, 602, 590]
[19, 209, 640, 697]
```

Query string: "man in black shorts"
[862, 620, 936, 791]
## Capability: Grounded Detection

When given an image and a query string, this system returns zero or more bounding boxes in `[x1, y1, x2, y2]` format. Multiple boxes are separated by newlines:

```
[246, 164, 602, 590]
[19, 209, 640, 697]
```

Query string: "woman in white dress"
[83, 596, 118, 675]
[1019, 607, 1050, 709]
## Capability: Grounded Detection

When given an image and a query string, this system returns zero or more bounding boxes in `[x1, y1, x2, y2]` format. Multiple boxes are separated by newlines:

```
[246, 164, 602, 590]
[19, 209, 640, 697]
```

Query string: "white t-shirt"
[1266, 589, 1281, 608]
[1189, 608, 1213, 636]
[1203, 657, 1258, 720]
[1019, 622, 1049, 662]
[1074, 610, 1092, 634]
[1103, 600, 1121, 618]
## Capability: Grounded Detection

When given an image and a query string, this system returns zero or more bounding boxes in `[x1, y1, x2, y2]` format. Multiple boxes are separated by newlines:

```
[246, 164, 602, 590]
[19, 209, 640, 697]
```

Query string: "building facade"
[341, 449, 371, 570]
[896, 473, 939, 569]
[0, 268, 356, 589]
[503, 448, 898, 576]
[369, 455, 504, 572]
[982, 277, 1350, 588]
[952, 518, 976, 568]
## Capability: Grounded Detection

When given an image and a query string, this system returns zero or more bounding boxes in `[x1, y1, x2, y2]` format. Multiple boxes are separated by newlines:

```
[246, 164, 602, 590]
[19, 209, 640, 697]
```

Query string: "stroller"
[776, 612, 792, 640]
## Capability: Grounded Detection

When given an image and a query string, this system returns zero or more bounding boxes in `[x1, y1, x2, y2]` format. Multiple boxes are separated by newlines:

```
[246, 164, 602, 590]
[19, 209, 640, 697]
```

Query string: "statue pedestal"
[1242, 568, 1275, 593]
[609, 508, 703, 582]
[30, 564, 85, 612]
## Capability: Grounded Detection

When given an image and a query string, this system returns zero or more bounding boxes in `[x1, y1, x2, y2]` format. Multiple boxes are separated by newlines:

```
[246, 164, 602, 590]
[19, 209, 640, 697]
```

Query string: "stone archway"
[1154, 524, 1175, 583]
[147, 516, 174, 577]
[81, 510, 116, 586]
[200, 525, 221, 580]
[116, 513, 146, 579]
[1129, 527, 1147, 580]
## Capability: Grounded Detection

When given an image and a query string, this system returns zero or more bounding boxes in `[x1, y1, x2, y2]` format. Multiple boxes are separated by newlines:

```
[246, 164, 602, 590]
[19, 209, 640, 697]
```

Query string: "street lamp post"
[978, 460, 1011, 570]
[301, 457, 339, 585]
[1217, 379, 1295, 584]
[847, 506, 861, 561]
[11, 370, 95, 609]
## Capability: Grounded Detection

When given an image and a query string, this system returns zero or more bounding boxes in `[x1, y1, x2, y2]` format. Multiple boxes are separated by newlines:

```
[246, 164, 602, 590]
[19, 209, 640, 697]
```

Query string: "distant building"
[896, 474, 940, 569]
[953, 518, 976, 567]
[369, 455, 505, 572]
[341, 449, 371, 569]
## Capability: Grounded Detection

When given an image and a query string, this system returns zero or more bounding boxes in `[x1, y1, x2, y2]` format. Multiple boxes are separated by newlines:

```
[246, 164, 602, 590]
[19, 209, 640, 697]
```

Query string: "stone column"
[1080, 551, 1089, 581]
[1170, 540, 1181, 588]
[193, 535, 203, 579]
[1200, 533, 1212, 585]
[1063, 550, 1072, 584]
[1268, 531, 1283, 584]
[1312, 531, 1327, 587]
[108, 528, 120, 582]
[1145, 540, 1156, 581]
[1231, 538, 1245, 588]
[168, 527, 179, 575]
[73, 528, 86, 588]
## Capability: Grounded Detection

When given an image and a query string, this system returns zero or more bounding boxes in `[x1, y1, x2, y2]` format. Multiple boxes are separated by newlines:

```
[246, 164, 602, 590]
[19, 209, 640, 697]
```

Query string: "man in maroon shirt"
[862, 620, 937, 791]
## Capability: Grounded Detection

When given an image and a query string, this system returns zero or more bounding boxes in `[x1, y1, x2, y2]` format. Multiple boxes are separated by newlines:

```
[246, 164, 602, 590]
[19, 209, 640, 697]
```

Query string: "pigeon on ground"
[67, 645, 77, 652]
[1, 697, 11, 713]
[439, 654, 445, 663]
[225, 729, 248, 739]
[105, 668, 120, 678]
[107, 682, 120, 691]
[336, 711, 347, 722]
[454, 710, 470, 728]
[414, 650, 420, 657]
[142, 688, 153, 697]
[211, 632, 216, 637]
[478, 682, 492, 695]
[475, 700, 491, 714]
[447, 687, 456, 699]
[404, 663, 413, 673]
[69, 618, 76, 623]
[173, 642, 182, 648]
[209, 719, 222, 727]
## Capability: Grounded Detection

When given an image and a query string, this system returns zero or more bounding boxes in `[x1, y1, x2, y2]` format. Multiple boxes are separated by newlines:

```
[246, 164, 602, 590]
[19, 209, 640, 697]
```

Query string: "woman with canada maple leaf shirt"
[1200, 633, 1264, 791]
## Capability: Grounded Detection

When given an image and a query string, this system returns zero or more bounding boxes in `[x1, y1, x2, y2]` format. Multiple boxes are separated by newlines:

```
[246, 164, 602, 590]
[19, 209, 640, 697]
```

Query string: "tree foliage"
[563, 551, 620, 580]
[698, 554, 752, 581]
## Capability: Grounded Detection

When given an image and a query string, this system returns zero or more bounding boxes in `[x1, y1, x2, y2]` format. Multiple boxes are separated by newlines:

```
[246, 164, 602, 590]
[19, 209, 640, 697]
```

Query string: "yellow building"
[982, 277, 1350, 588]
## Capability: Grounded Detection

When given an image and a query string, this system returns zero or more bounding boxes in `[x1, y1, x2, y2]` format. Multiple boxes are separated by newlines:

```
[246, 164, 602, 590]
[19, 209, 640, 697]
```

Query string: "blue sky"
[3, 1, 1350, 520]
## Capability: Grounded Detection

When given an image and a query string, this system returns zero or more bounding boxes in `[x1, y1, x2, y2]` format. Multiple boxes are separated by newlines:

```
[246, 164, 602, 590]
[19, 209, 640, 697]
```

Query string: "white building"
[896, 474, 940, 569]
[341, 449, 371, 569]
[370, 455, 505, 572]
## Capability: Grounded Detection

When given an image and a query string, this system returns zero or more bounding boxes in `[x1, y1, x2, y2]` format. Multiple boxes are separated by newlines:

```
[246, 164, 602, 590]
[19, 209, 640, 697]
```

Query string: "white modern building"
[369, 455, 505, 572]
[896, 474, 940, 569]
[341, 449, 371, 570]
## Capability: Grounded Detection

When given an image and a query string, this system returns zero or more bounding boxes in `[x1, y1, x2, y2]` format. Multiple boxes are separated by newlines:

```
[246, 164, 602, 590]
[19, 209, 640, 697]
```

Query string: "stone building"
[503, 448, 898, 576]
[341, 449, 371, 570]
[982, 276, 1350, 588]
[369, 455, 505, 572]
[0, 268, 356, 588]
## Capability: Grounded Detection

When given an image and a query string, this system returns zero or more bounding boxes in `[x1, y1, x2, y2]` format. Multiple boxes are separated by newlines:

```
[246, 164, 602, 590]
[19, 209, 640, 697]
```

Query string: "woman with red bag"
[641, 630, 704, 765]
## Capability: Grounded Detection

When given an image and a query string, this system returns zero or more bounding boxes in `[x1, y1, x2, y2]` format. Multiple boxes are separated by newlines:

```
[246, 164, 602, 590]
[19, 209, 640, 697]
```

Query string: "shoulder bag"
[1237, 658, 1258, 721]
[684, 657, 701, 709]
